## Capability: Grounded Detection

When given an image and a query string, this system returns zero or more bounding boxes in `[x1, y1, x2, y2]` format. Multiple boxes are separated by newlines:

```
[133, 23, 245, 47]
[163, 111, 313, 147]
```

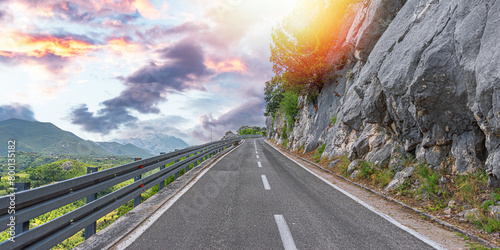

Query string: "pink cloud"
[9, 0, 162, 20]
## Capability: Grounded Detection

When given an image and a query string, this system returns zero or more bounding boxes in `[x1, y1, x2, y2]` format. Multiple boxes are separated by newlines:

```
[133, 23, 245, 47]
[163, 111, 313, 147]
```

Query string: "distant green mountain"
[95, 141, 153, 158]
[112, 133, 189, 154]
[0, 118, 153, 158]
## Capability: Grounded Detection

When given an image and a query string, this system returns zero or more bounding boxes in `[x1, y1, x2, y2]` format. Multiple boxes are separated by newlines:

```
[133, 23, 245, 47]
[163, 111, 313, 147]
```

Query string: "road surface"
[125, 138, 436, 250]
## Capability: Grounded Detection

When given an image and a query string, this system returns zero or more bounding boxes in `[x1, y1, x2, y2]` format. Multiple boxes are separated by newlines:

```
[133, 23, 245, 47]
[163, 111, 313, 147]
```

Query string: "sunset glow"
[205, 58, 247, 73]
[0, 0, 302, 144]
[0, 32, 97, 58]
[106, 37, 142, 53]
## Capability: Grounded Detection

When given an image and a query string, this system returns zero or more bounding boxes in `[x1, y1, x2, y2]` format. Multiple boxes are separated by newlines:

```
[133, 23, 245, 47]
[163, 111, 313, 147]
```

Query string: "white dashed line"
[274, 214, 297, 250]
[257, 162, 262, 168]
[256, 155, 259, 159]
[265, 141, 445, 250]
[112, 141, 244, 249]
[261, 175, 271, 190]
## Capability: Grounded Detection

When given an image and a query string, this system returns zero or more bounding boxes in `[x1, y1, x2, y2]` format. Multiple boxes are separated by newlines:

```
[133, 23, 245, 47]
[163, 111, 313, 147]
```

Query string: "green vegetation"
[0, 151, 135, 175]
[454, 170, 489, 207]
[334, 156, 350, 176]
[282, 138, 289, 148]
[264, 76, 285, 117]
[313, 144, 326, 162]
[280, 92, 299, 127]
[237, 126, 267, 137]
[281, 122, 288, 140]
[264, 0, 359, 132]
[351, 161, 395, 189]
[0, 151, 60, 173]
[0, 154, 202, 248]
[329, 115, 337, 126]
[270, 0, 355, 92]
[470, 214, 500, 233]
[346, 70, 354, 80]
[223, 126, 267, 140]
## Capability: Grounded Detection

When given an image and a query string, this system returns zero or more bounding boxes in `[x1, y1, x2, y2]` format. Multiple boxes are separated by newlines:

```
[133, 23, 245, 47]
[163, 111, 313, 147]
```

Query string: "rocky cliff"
[267, 0, 500, 186]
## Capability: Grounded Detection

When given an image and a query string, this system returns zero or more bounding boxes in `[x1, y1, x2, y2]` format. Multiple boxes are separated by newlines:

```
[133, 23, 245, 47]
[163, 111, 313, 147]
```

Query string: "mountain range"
[0, 118, 155, 158]
[112, 133, 189, 155]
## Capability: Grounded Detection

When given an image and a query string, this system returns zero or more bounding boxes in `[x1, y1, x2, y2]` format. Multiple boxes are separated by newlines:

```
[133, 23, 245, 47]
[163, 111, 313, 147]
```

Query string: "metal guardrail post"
[14, 182, 30, 235]
[133, 158, 142, 207]
[185, 154, 190, 173]
[159, 162, 166, 191]
[174, 159, 180, 180]
[84, 167, 98, 240]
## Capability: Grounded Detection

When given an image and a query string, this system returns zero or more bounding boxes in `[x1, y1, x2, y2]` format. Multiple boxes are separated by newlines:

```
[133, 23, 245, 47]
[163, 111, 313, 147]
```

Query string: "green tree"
[280, 92, 299, 128]
[264, 76, 285, 117]
[270, 0, 354, 91]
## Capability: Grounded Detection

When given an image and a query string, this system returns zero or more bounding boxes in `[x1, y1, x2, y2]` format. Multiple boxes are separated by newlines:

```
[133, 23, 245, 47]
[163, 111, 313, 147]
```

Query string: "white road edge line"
[111, 140, 245, 249]
[258, 162, 262, 168]
[265, 141, 445, 250]
[274, 214, 297, 250]
[261, 174, 271, 190]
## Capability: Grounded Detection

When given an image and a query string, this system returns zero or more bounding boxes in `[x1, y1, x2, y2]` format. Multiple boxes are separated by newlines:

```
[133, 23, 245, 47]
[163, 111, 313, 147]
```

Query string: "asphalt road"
[125, 139, 436, 250]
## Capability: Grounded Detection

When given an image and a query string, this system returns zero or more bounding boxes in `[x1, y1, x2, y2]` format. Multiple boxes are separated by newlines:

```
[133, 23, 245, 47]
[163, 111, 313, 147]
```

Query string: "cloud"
[135, 22, 207, 44]
[0, 31, 98, 59]
[115, 115, 193, 144]
[0, 10, 10, 22]
[69, 104, 137, 134]
[0, 31, 145, 77]
[9, 0, 162, 21]
[70, 39, 212, 134]
[131, 0, 162, 19]
[105, 36, 142, 54]
[204, 58, 247, 74]
[191, 99, 265, 142]
[0, 103, 36, 121]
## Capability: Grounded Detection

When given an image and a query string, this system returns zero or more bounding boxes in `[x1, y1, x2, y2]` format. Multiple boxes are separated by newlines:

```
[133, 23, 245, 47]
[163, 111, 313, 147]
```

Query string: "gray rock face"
[350, 170, 360, 179]
[458, 208, 480, 221]
[489, 206, 500, 220]
[304, 140, 322, 154]
[265, 116, 274, 139]
[328, 159, 341, 168]
[347, 160, 361, 175]
[384, 166, 415, 191]
[267, 0, 500, 186]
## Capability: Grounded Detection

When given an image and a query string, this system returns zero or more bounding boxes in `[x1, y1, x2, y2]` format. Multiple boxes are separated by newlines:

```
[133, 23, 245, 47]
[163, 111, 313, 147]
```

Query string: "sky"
[0, 0, 300, 145]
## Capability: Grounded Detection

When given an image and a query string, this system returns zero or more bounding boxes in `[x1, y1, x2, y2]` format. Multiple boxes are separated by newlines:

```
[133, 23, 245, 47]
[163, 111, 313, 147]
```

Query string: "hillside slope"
[95, 142, 154, 158]
[113, 133, 189, 154]
[0, 118, 108, 156]
[0, 119, 153, 158]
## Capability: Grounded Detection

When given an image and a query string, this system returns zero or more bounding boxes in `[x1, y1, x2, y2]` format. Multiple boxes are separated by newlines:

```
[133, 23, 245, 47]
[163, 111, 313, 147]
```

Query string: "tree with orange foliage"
[270, 0, 355, 93]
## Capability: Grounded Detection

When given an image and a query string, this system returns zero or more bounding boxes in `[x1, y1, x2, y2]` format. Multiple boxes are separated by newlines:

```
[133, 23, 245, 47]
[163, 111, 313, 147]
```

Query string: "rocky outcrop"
[267, 0, 500, 186]
[61, 161, 73, 171]
[384, 166, 415, 191]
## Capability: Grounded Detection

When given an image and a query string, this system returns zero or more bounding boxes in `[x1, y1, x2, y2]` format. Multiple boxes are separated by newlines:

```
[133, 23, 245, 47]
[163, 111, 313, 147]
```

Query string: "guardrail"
[0, 137, 246, 249]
